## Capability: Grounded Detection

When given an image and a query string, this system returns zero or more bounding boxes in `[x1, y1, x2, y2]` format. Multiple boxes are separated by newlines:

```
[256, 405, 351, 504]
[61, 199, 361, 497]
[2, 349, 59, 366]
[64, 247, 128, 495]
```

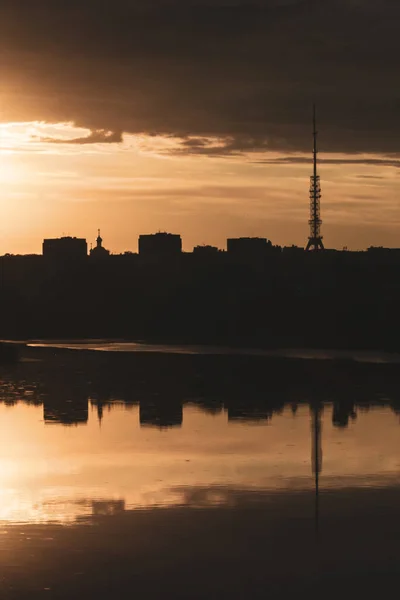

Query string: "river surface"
[26, 339, 400, 363]
[0, 349, 399, 598]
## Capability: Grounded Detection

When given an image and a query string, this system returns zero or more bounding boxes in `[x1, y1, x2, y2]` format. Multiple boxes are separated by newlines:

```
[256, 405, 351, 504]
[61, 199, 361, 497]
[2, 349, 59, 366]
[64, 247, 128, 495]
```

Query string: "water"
[0, 349, 400, 598]
[26, 339, 400, 363]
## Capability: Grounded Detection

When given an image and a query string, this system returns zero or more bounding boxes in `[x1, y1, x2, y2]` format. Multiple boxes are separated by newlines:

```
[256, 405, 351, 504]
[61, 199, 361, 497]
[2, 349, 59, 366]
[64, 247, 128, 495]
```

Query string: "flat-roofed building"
[43, 236, 87, 261]
[138, 232, 182, 259]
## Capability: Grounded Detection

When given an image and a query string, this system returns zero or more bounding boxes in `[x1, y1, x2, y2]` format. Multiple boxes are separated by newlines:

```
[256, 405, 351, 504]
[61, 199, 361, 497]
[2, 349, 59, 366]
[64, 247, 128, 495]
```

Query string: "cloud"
[255, 156, 400, 167]
[38, 129, 123, 145]
[356, 175, 386, 180]
[170, 135, 280, 156]
[0, 0, 399, 154]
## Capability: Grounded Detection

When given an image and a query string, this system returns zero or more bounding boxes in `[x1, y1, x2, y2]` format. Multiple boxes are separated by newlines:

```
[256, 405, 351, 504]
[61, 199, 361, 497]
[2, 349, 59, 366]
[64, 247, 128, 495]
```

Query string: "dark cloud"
[38, 129, 123, 145]
[1, 0, 399, 154]
[173, 135, 281, 156]
[356, 175, 387, 180]
[255, 157, 400, 167]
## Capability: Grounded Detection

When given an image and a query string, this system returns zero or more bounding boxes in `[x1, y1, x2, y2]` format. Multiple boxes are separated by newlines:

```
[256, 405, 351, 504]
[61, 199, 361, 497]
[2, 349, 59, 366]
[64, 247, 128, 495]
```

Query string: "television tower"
[305, 105, 324, 251]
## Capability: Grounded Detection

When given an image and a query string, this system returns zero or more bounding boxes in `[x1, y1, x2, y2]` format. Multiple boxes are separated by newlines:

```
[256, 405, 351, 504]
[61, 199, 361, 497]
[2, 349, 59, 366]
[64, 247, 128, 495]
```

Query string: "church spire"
[90, 229, 110, 257]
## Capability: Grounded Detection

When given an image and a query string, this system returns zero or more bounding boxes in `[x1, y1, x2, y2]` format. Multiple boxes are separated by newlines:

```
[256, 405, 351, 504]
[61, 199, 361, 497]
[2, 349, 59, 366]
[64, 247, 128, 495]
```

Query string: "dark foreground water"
[0, 348, 400, 598]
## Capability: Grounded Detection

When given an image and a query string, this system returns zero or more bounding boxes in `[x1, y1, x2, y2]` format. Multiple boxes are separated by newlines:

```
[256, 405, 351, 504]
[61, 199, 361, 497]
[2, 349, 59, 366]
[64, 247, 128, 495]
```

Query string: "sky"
[0, 0, 399, 254]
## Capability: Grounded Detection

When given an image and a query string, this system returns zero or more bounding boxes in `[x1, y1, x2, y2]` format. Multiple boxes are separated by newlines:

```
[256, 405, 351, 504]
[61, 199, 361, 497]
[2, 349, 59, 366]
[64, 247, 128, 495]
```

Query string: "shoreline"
[4, 339, 400, 365]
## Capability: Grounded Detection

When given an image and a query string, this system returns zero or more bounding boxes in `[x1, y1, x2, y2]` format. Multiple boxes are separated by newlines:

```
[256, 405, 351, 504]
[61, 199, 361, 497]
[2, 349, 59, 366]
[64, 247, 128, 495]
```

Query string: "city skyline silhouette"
[1, 3, 399, 599]
[1, 3, 399, 257]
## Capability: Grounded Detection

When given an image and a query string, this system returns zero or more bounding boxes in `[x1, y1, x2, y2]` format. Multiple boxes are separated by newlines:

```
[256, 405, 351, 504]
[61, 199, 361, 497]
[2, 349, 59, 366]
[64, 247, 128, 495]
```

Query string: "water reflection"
[0, 349, 399, 529]
[1, 351, 400, 597]
[2, 349, 400, 429]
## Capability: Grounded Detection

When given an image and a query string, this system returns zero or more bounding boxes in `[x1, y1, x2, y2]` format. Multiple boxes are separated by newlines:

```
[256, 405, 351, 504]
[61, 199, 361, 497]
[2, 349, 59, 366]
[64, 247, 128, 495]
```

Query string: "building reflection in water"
[332, 400, 357, 428]
[1, 352, 400, 430]
[227, 400, 281, 423]
[1, 351, 400, 525]
[2, 352, 400, 598]
[139, 399, 183, 428]
[44, 393, 89, 426]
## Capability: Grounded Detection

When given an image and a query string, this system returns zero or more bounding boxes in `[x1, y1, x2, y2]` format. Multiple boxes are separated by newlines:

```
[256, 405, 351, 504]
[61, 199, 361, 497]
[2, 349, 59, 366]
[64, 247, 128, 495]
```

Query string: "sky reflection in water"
[0, 350, 399, 525]
[1, 351, 400, 598]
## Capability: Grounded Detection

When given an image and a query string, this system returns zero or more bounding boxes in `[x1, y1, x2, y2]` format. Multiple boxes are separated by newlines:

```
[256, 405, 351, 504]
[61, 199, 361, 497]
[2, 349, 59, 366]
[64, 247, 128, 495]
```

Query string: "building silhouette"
[227, 237, 276, 262]
[90, 230, 110, 258]
[139, 232, 182, 259]
[2, 218, 400, 349]
[43, 236, 87, 261]
[193, 245, 221, 256]
[227, 237, 268, 254]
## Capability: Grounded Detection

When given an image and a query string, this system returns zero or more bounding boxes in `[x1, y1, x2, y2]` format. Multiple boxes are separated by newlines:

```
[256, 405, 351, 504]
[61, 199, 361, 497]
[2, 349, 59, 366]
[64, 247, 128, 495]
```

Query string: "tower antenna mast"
[306, 104, 324, 251]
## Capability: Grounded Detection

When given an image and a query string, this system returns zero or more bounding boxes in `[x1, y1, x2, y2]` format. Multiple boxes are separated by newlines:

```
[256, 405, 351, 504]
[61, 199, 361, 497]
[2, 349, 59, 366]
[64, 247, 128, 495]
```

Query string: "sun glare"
[0, 123, 30, 185]
[0, 158, 24, 185]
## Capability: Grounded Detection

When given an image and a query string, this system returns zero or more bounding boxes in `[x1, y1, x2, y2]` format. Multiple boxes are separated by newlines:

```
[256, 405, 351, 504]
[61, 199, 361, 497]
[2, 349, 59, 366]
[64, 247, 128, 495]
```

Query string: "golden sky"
[1, 121, 399, 254]
[1, 2, 399, 254]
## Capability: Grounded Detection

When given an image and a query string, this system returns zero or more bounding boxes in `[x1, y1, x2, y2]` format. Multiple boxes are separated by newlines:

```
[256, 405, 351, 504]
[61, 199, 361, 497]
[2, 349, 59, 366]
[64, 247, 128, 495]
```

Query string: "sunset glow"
[1, 4, 400, 597]
[0, 121, 399, 255]
[0, 1, 399, 255]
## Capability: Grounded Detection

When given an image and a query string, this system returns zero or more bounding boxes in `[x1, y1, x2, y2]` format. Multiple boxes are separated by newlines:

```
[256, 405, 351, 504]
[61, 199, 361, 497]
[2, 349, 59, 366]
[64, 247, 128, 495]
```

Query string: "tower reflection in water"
[1, 351, 400, 429]
[0, 351, 400, 525]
